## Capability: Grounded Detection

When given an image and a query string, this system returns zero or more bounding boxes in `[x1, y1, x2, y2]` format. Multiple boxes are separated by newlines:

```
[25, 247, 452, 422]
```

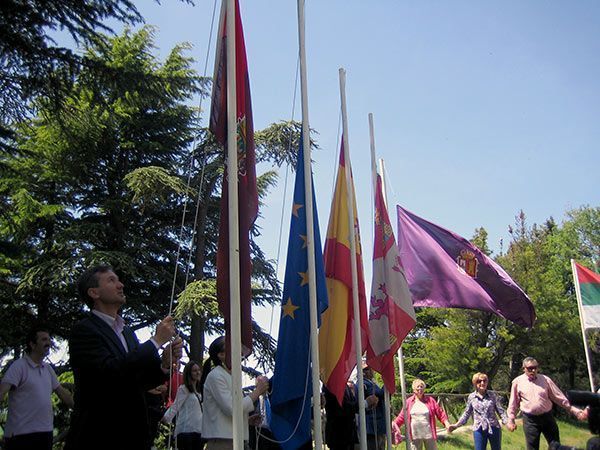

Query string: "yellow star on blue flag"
[282, 298, 300, 319]
[298, 271, 309, 286]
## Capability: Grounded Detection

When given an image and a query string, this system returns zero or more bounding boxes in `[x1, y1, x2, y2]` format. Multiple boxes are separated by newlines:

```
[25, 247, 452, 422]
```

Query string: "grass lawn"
[393, 418, 593, 449]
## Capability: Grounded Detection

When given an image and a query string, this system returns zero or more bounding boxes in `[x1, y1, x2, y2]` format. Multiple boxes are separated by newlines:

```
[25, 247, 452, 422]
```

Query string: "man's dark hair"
[77, 265, 114, 308]
[25, 326, 49, 354]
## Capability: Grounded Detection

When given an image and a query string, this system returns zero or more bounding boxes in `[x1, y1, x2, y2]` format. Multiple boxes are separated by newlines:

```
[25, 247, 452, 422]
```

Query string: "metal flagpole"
[379, 158, 410, 449]
[297, 1, 324, 448]
[571, 259, 595, 392]
[384, 389, 392, 450]
[368, 114, 393, 450]
[368, 114, 378, 230]
[339, 68, 367, 450]
[396, 345, 409, 449]
[225, 0, 244, 448]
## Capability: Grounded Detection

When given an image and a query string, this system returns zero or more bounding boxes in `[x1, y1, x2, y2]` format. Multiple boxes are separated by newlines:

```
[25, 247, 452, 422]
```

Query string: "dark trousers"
[523, 411, 560, 450]
[5, 432, 53, 450]
[587, 436, 600, 450]
[367, 434, 387, 450]
[248, 427, 281, 450]
[176, 432, 204, 450]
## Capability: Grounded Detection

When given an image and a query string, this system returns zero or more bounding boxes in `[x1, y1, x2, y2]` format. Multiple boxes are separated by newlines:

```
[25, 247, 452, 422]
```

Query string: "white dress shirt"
[92, 310, 128, 351]
[91, 310, 162, 351]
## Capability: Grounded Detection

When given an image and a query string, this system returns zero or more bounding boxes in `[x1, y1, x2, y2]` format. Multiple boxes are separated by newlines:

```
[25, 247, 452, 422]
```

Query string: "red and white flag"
[365, 175, 416, 393]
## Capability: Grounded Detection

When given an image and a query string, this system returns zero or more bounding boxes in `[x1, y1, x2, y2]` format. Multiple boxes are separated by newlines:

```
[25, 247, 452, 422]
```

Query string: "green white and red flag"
[573, 261, 600, 330]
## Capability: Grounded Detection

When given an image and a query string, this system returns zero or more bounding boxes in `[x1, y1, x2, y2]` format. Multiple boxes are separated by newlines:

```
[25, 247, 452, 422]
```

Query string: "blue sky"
[121, 0, 600, 338]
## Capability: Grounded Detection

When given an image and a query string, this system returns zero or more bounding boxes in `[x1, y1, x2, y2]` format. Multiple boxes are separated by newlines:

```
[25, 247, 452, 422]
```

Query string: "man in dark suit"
[361, 364, 385, 450]
[65, 265, 183, 450]
[323, 383, 360, 450]
[323, 379, 380, 450]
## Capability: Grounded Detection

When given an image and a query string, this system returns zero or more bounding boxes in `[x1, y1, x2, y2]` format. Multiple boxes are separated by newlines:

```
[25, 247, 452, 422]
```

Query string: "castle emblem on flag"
[236, 117, 248, 176]
[457, 250, 479, 278]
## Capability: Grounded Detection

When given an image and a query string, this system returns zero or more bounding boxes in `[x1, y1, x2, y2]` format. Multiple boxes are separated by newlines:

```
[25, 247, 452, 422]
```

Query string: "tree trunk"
[188, 175, 218, 363]
[568, 356, 576, 388]
[509, 353, 522, 381]
[488, 335, 507, 383]
[189, 314, 205, 363]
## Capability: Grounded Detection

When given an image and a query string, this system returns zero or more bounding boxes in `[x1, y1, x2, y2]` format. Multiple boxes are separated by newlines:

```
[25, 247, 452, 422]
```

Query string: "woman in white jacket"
[163, 360, 204, 449]
[200, 336, 268, 450]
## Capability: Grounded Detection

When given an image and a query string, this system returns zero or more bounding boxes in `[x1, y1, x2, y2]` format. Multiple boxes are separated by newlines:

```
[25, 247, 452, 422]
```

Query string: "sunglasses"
[476, 379, 488, 384]
[525, 366, 538, 371]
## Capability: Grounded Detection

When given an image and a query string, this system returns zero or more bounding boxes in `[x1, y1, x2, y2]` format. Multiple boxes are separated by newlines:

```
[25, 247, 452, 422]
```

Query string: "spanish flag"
[318, 144, 368, 405]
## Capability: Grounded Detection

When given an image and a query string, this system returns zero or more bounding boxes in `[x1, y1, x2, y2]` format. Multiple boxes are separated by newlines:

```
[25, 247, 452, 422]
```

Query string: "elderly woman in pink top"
[392, 379, 451, 450]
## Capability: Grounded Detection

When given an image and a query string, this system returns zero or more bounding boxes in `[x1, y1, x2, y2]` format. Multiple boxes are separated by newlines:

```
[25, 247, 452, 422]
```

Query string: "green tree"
[0, 26, 203, 354]
[498, 208, 599, 388]
[0, 0, 192, 148]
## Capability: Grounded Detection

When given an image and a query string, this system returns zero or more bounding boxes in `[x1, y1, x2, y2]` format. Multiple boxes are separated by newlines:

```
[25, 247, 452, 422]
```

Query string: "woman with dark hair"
[163, 360, 204, 450]
[201, 336, 268, 450]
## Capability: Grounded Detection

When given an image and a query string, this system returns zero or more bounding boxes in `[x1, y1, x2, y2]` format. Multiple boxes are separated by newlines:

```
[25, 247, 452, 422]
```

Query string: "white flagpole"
[571, 259, 595, 392]
[297, 1, 323, 448]
[377, 159, 387, 215]
[368, 114, 378, 195]
[368, 115, 393, 450]
[379, 158, 410, 449]
[225, 0, 244, 448]
[339, 68, 367, 450]
[396, 339, 410, 449]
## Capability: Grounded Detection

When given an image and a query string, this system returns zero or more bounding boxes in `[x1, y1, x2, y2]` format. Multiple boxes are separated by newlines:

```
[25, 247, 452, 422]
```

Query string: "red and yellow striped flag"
[318, 145, 368, 405]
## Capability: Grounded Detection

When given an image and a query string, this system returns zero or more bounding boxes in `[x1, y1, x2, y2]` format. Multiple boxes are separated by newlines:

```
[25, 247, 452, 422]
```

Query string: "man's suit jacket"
[65, 313, 167, 450]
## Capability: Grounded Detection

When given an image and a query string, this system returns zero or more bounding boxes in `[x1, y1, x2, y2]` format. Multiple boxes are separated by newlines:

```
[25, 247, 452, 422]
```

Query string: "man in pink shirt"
[0, 327, 74, 450]
[507, 356, 587, 449]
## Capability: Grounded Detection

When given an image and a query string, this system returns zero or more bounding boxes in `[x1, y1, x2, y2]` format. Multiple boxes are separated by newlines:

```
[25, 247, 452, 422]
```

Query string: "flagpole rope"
[250, 54, 300, 378]
[268, 55, 300, 339]
[268, 160, 290, 336]
[165, 0, 219, 449]
[254, 344, 312, 445]
[330, 110, 343, 200]
[259, 25, 321, 444]
[180, 0, 222, 291]
[381, 162, 397, 211]
[182, 150, 208, 289]
[168, 0, 219, 319]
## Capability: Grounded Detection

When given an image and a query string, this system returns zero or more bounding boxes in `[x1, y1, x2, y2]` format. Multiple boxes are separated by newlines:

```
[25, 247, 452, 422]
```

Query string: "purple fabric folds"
[396, 206, 536, 328]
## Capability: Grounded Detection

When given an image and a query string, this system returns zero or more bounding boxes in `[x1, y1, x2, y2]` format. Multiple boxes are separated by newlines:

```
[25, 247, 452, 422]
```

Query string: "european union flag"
[270, 138, 328, 449]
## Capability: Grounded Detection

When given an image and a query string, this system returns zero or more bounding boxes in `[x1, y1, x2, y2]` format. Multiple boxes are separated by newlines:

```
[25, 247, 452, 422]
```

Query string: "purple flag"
[396, 206, 536, 328]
